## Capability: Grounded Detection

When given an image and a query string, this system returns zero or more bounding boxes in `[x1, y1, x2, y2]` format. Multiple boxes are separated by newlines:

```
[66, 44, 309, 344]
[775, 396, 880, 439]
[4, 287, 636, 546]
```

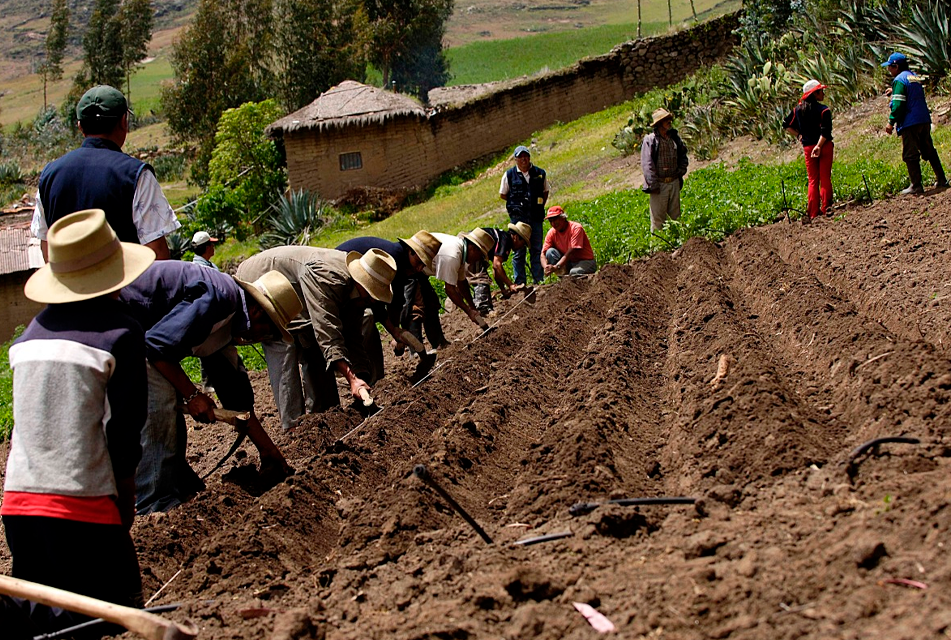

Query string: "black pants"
[3, 515, 142, 638]
[401, 276, 446, 348]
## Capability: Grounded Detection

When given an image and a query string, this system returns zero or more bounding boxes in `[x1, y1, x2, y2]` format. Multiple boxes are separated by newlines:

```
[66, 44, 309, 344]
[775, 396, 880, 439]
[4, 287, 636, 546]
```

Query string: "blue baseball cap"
[512, 145, 531, 158]
[881, 52, 906, 67]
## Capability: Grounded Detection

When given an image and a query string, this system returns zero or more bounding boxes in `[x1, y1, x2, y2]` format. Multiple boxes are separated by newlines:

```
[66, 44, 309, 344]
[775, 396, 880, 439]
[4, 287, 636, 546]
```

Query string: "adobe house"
[267, 81, 432, 200]
[0, 223, 44, 340]
[268, 13, 740, 201]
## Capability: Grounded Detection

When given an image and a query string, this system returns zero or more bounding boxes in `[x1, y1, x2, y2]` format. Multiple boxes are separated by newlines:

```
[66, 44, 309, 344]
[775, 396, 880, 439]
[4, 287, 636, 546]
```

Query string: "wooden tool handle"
[0, 575, 197, 639]
[175, 405, 250, 426]
[358, 388, 374, 407]
[399, 329, 426, 354]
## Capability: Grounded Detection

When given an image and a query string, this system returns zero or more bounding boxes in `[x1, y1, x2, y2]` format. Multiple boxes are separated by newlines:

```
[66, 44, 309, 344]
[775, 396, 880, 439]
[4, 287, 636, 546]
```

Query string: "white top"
[31, 170, 181, 244]
[426, 232, 468, 286]
[499, 169, 549, 196]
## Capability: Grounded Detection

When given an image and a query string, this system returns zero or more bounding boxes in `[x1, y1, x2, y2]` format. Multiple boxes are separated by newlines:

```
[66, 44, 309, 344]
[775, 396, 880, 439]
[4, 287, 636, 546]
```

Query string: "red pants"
[803, 143, 834, 218]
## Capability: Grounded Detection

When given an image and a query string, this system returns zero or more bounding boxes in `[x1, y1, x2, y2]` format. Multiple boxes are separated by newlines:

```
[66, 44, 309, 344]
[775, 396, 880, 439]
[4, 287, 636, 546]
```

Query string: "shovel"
[0, 574, 197, 640]
[176, 405, 251, 479]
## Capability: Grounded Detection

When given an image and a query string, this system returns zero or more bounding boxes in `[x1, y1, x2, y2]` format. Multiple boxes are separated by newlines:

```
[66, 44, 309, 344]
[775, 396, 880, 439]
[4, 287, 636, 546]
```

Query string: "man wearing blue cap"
[32, 85, 180, 260]
[500, 145, 549, 285]
[882, 53, 948, 194]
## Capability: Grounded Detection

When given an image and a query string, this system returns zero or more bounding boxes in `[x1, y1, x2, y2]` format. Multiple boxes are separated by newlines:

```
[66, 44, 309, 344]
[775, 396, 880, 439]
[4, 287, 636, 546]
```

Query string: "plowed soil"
[4, 187, 951, 639]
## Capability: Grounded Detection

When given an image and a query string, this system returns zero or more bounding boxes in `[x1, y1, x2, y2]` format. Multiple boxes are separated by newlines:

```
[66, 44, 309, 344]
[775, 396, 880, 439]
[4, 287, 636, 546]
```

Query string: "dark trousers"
[3, 515, 142, 638]
[510, 218, 544, 285]
[901, 122, 946, 187]
[401, 276, 446, 348]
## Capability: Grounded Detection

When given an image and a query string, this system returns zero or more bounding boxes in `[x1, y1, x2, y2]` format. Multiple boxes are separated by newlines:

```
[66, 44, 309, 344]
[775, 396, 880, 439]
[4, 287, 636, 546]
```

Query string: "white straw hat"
[234, 270, 303, 343]
[346, 249, 397, 304]
[25, 209, 155, 304]
[401, 230, 441, 270]
[464, 228, 494, 258]
[507, 221, 532, 245]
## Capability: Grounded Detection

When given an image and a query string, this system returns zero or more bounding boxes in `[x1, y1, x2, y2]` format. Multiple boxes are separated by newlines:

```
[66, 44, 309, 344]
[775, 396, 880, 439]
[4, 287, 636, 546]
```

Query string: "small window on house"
[339, 152, 363, 171]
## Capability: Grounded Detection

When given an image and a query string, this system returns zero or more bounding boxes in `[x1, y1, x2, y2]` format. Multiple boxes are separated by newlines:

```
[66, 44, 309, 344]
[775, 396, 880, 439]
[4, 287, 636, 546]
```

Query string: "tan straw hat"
[651, 108, 674, 127]
[347, 249, 397, 304]
[25, 209, 155, 304]
[234, 271, 303, 344]
[507, 221, 532, 244]
[401, 230, 441, 270]
[464, 228, 494, 258]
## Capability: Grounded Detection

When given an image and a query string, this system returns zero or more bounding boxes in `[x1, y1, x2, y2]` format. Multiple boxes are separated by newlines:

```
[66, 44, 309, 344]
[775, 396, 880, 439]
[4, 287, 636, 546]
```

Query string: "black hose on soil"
[513, 531, 574, 546]
[846, 436, 921, 479]
[413, 464, 494, 544]
[569, 496, 697, 517]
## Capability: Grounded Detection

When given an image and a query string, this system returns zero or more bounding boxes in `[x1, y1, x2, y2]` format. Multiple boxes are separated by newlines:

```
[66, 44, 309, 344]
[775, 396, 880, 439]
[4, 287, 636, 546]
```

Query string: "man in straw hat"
[427, 231, 494, 332]
[500, 145, 549, 286]
[541, 206, 597, 277]
[1, 210, 155, 633]
[641, 107, 689, 232]
[236, 247, 400, 426]
[465, 223, 531, 316]
[32, 85, 180, 261]
[118, 261, 302, 514]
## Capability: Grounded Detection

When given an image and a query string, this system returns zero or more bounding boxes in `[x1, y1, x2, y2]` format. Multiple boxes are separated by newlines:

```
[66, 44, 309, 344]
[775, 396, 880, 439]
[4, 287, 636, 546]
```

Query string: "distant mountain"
[0, 0, 197, 80]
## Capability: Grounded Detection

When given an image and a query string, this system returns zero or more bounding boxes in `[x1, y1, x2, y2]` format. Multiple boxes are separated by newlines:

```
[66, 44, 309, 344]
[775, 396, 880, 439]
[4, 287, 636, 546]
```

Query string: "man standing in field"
[641, 108, 689, 232]
[882, 52, 948, 194]
[32, 85, 180, 260]
[500, 146, 549, 286]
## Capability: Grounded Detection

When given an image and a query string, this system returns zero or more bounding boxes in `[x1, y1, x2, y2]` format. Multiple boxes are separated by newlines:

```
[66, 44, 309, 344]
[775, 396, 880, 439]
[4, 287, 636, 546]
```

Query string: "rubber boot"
[901, 161, 924, 194]
[931, 157, 949, 188]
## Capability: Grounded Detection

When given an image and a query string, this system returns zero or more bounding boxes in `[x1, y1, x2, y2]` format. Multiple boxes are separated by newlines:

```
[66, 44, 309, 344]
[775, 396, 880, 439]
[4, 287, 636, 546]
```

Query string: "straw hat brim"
[463, 235, 490, 259]
[507, 223, 531, 245]
[400, 236, 436, 270]
[346, 252, 394, 304]
[24, 242, 155, 304]
[235, 278, 295, 344]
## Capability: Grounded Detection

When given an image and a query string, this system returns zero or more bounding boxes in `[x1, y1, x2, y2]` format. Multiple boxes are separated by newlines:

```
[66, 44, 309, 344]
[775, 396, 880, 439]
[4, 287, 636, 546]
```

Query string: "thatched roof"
[267, 81, 426, 138]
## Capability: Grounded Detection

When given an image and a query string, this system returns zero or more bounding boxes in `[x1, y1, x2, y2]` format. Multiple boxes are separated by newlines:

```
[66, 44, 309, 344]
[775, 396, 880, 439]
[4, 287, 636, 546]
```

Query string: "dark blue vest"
[505, 165, 547, 222]
[38, 137, 150, 244]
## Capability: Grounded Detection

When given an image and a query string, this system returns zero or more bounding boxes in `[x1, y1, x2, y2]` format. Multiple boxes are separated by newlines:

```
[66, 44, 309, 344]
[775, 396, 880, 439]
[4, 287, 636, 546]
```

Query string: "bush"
[0, 162, 24, 185]
[151, 153, 187, 182]
[0, 325, 26, 441]
[261, 189, 336, 248]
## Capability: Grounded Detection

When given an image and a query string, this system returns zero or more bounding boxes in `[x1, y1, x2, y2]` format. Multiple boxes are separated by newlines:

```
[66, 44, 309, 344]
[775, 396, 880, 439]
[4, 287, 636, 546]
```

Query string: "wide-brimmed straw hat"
[507, 221, 532, 244]
[800, 79, 828, 102]
[401, 230, 441, 270]
[651, 108, 674, 127]
[464, 228, 494, 258]
[234, 271, 302, 343]
[25, 209, 155, 304]
[347, 249, 397, 304]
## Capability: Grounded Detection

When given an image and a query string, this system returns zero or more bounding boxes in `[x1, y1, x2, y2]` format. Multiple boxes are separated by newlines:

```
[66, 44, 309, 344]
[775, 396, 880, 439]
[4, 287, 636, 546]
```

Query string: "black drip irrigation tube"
[846, 436, 921, 478]
[569, 496, 697, 517]
[32, 603, 182, 640]
[413, 464, 493, 544]
[513, 531, 574, 546]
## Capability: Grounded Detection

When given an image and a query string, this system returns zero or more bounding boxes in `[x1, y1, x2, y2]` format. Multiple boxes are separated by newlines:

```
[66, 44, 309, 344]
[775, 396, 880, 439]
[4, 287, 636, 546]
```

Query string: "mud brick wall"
[0, 271, 42, 341]
[285, 12, 740, 199]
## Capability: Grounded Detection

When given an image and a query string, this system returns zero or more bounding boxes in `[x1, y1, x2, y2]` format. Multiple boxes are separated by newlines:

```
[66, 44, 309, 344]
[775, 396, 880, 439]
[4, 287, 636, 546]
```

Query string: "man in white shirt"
[32, 85, 180, 261]
[428, 231, 493, 331]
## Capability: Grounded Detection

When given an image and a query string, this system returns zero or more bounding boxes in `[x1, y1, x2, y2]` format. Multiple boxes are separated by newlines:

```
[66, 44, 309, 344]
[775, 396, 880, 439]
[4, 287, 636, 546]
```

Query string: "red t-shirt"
[543, 221, 595, 261]
[1, 491, 121, 525]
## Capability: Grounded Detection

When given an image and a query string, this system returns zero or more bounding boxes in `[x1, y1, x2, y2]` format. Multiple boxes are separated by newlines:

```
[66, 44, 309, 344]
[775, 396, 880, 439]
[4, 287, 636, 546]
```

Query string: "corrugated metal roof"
[0, 227, 36, 275]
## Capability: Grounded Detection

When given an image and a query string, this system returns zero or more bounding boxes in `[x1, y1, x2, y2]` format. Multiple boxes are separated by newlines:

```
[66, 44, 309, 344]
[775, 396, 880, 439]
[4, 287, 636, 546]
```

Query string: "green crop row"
[565, 153, 920, 267]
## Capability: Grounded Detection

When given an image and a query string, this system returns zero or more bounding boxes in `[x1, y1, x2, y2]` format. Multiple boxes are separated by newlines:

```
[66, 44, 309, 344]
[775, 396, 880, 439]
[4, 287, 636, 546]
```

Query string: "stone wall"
[284, 12, 740, 199]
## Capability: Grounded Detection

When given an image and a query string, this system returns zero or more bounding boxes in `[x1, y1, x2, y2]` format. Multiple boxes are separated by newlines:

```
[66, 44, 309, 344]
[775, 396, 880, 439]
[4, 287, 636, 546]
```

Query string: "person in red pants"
[783, 79, 834, 223]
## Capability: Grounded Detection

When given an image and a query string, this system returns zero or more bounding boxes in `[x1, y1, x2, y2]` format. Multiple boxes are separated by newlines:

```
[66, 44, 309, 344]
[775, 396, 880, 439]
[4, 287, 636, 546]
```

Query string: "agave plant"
[0, 162, 23, 185]
[261, 189, 333, 249]
[164, 230, 191, 261]
[893, 0, 951, 85]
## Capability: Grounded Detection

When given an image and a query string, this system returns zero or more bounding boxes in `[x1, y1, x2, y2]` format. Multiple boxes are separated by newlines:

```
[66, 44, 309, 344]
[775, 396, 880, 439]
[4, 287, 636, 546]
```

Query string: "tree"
[77, 0, 124, 89]
[356, 0, 453, 98]
[119, 0, 154, 104]
[273, 0, 365, 111]
[162, 0, 275, 185]
[39, 0, 70, 111]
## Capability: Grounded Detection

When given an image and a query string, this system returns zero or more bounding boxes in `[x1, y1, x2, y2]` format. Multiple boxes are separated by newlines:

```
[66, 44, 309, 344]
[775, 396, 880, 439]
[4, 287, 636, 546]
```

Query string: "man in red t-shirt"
[541, 206, 597, 277]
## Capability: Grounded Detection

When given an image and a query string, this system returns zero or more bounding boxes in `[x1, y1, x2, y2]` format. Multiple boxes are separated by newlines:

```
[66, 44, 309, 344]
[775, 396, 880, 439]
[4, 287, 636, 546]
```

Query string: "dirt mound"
[4, 189, 951, 639]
